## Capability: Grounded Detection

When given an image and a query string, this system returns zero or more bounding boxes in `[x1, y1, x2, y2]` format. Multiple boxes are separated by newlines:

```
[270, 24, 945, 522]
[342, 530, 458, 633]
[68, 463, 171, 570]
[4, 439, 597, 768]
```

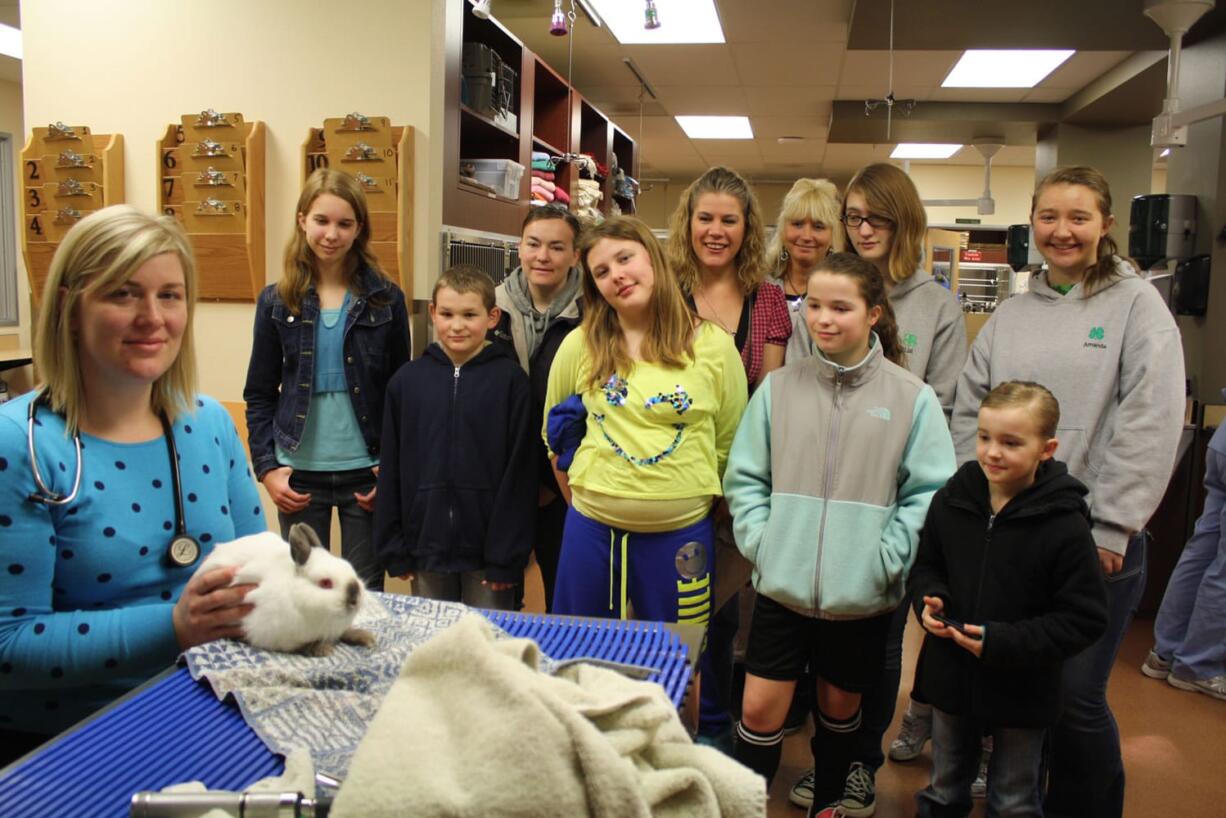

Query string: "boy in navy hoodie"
[374, 264, 535, 609]
[911, 381, 1107, 818]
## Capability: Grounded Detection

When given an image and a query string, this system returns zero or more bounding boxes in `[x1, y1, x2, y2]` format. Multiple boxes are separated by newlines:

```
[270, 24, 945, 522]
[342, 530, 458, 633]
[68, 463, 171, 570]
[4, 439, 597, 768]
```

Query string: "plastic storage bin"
[464, 158, 525, 200]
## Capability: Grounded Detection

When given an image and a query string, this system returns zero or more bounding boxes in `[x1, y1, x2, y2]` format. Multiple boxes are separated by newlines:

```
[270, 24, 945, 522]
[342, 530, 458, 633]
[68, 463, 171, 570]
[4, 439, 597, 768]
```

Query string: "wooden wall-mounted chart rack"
[20, 122, 125, 303]
[158, 109, 265, 301]
[302, 113, 413, 299]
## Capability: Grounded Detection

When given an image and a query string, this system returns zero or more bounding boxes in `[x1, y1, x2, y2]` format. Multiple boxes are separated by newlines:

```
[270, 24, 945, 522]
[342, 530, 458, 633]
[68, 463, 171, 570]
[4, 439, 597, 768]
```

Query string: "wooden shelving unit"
[157, 110, 265, 301]
[20, 123, 124, 302]
[441, 0, 637, 234]
[302, 113, 415, 299]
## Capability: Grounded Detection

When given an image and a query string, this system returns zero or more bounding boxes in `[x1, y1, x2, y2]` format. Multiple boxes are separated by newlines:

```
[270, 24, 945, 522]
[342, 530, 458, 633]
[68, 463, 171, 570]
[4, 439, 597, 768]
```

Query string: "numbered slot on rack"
[301, 112, 413, 296]
[158, 109, 266, 300]
[19, 121, 124, 301]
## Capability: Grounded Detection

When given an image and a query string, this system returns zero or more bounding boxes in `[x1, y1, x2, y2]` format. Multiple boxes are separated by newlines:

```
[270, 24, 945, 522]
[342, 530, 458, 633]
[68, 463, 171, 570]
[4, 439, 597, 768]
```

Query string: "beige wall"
[0, 77, 27, 348]
[20, 0, 445, 402]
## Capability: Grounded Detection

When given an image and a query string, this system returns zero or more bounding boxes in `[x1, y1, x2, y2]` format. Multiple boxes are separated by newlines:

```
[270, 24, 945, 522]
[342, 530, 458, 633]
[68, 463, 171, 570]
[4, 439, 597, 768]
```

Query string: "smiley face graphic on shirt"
[594, 374, 693, 466]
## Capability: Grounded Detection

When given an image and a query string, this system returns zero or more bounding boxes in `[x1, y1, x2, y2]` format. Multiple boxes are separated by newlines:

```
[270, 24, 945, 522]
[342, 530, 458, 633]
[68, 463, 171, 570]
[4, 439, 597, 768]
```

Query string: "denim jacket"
[243, 267, 411, 479]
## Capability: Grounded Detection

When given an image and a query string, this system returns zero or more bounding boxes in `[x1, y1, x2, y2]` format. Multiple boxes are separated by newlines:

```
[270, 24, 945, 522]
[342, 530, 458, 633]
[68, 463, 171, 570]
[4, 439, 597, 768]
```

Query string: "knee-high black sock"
[809, 708, 862, 815]
[734, 721, 785, 785]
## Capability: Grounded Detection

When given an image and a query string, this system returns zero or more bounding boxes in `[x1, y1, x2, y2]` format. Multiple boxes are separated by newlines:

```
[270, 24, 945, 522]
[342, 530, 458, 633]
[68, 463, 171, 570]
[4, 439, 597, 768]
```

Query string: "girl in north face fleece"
[952, 166, 1185, 818]
[725, 252, 955, 818]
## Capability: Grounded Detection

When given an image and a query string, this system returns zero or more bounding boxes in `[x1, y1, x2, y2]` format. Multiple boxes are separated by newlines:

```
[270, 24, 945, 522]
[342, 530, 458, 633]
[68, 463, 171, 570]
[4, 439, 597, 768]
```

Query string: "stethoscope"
[26, 389, 201, 568]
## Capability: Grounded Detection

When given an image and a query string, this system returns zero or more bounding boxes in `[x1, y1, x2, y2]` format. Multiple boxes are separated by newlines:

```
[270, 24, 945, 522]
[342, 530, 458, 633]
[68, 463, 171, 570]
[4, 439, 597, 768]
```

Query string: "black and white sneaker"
[839, 762, 876, 817]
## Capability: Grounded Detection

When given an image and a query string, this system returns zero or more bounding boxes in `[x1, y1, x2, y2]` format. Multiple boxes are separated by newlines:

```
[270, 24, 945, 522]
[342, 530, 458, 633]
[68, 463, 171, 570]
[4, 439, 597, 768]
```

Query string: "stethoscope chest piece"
[166, 534, 201, 568]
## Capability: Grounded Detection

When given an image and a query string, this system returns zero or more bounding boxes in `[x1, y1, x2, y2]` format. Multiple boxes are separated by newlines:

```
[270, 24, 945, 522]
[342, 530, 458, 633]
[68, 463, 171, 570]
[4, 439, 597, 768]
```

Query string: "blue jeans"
[280, 467, 383, 592]
[1153, 438, 1226, 681]
[917, 708, 1044, 818]
[1044, 532, 1147, 818]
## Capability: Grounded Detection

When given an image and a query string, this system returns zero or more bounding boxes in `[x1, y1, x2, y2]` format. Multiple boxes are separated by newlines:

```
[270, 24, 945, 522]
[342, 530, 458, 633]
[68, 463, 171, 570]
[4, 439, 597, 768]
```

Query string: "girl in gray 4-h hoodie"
[952, 166, 1185, 818]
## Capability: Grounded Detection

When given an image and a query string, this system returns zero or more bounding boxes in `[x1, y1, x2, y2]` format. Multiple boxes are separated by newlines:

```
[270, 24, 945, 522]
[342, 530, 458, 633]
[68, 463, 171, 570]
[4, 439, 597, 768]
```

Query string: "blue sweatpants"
[554, 505, 714, 625]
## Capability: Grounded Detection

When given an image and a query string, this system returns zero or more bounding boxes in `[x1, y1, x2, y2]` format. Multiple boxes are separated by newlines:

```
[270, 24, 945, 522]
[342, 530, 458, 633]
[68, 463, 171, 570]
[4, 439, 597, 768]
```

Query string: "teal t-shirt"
[276, 295, 377, 472]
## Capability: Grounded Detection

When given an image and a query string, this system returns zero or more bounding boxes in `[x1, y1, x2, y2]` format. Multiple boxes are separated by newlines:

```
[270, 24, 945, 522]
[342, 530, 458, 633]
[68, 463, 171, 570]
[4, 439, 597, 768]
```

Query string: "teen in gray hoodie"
[952, 166, 1185, 818]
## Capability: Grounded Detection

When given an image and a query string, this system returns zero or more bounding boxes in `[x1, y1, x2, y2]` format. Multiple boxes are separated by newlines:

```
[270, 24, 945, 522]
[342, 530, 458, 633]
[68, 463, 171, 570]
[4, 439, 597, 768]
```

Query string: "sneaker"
[1141, 649, 1172, 680]
[1167, 673, 1226, 701]
[887, 708, 932, 762]
[789, 767, 816, 809]
[839, 762, 876, 817]
[970, 745, 991, 799]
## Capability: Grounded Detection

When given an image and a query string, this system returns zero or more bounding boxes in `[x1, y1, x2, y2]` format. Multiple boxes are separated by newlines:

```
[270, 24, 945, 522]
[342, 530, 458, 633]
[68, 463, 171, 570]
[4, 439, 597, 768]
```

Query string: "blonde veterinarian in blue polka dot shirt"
[0, 206, 265, 759]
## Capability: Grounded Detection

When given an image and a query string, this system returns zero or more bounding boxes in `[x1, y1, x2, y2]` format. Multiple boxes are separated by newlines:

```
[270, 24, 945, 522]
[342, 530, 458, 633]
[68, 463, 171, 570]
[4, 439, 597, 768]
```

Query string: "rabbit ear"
[288, 523, 322, 566]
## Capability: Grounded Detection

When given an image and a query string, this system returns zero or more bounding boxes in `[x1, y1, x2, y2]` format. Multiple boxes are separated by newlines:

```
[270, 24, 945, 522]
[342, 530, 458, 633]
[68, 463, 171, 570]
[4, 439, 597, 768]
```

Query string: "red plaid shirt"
[741, 282, 792, 386]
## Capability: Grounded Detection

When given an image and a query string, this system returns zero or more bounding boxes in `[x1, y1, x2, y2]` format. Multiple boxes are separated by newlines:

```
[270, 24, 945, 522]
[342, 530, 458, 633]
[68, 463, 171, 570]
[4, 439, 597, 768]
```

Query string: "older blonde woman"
[0, 206, 264, 758]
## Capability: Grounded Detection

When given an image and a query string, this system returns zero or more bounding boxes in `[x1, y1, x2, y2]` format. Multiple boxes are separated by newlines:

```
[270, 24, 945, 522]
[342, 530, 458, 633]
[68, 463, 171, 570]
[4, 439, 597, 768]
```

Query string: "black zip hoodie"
[373, 342, 536, 583]
[910, 459, 1109, 727]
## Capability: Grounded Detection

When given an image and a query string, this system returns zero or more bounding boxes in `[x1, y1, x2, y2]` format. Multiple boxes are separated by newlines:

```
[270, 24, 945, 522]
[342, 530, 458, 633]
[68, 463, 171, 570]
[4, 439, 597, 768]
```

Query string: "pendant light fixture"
[644, 0, 661, 30]
[550, 0, 569, 36]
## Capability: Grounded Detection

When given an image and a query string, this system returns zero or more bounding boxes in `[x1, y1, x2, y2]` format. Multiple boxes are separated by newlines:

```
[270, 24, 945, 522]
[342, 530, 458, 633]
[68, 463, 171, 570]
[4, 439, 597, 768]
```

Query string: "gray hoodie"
[786, 267, 967, 417]
[951, 259, 1186, 556]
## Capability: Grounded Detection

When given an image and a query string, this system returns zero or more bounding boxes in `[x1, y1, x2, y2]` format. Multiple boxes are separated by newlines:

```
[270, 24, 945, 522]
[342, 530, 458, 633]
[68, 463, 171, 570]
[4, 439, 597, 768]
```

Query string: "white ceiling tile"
[927, 87, 1031, 103]
[654, 85, 749, 115]
[624, 45, 741, 86]
[837, 50, 963, 89]
[718, 0, 851, 44]
[732, 44, 845, 86]
[837, 85, 933, 103]
[751, 116, 829, 139]
[744, 87, 837, 117]
[1038, 50, 1133, 89]
[693, 139, 766, 158]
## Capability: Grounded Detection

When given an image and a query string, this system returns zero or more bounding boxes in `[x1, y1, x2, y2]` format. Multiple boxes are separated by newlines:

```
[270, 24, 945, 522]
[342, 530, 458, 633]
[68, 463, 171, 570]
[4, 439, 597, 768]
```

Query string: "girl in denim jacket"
[243, 169, 410, 591]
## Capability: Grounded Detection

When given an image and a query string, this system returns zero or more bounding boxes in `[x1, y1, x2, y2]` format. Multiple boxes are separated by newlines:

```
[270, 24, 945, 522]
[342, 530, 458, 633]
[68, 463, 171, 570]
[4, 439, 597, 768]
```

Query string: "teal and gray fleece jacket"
[952, 259, 1186, 556]
[724, 337, 956, 619]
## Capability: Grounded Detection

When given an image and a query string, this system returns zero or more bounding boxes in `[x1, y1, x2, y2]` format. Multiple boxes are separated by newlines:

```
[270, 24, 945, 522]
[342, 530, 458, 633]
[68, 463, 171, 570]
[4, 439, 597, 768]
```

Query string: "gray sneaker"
[970, 744, 991, 799]
[1141, 649, 1172, 680]
[789, 767, 815, 809]
[887, 708, 932, 762]
[839, 762, 876, 817]
[1167, 673, 1226, 701]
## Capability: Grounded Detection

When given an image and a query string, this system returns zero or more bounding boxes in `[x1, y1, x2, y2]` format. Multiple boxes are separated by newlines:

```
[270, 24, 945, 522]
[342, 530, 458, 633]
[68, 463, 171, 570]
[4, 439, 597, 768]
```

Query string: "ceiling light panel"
[588, 0, 725, 44]
[942, 50, 1075, 88]
[890, 143, 962, 159]
[676, 116, 754, 139]
[0, 23, 21, 60]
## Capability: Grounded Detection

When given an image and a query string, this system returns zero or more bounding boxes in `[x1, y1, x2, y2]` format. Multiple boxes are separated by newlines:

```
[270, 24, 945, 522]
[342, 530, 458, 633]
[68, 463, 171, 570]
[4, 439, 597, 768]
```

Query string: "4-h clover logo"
[903, 332, 918, 351]
[1088, 326, 1105, 341]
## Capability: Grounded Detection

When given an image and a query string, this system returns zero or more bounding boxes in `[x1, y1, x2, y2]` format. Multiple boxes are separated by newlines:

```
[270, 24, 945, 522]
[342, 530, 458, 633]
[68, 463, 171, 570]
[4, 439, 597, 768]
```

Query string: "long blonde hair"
[1031, 166, 1130, 295]
[33, 205, 198, 433]
[280, 168, 389, 314]
[579, 217, 696, 388]
[666, 166, 769, 295]
[844, 163, 927, 284]
[767, 177, 845, 275]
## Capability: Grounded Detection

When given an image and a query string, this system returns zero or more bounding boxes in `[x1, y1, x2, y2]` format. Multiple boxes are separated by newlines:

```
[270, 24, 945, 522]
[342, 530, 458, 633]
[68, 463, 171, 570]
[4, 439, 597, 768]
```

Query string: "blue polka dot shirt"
[0, 392, 266, 734]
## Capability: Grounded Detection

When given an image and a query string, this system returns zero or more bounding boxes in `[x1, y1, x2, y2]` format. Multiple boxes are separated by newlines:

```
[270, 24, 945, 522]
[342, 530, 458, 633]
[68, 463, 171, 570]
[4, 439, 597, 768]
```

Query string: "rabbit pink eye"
[319, 579, 334, 590]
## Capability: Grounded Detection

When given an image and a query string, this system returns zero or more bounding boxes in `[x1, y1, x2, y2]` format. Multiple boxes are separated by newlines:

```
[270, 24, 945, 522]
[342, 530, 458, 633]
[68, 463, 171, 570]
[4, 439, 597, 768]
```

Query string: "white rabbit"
[198, 522, 376, 656]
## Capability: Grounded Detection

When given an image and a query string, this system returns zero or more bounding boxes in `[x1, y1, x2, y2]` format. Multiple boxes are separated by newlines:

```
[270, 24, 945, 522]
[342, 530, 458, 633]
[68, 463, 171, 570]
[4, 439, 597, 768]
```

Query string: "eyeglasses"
[841, 213, 894, 229]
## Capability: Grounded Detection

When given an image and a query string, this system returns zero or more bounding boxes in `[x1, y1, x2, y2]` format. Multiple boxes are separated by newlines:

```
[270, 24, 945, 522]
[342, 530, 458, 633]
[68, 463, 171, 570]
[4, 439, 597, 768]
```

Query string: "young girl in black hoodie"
[911, 381, 1108, 818]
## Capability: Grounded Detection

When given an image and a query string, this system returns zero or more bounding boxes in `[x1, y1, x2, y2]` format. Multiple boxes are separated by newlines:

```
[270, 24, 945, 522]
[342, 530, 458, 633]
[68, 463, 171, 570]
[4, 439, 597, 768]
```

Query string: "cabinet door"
[924, 228, 964, 292]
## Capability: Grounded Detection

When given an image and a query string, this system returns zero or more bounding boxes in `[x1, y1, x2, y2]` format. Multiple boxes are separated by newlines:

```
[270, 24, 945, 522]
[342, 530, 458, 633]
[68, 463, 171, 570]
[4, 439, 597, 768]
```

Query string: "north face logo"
[1088, 327, 1105, 340]
[867, 406, 891, 421]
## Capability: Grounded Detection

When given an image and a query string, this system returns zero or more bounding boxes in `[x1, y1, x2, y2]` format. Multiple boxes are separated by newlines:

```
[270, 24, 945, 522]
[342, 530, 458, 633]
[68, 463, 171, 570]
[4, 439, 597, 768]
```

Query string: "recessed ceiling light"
[0, 23, 21, 60]
[676, 116, 753, 139]
[588, 0, 724, 44]
[942, 50, 1074, 88]
[777, 136, 806, 144]
[891, 143, 962, 159]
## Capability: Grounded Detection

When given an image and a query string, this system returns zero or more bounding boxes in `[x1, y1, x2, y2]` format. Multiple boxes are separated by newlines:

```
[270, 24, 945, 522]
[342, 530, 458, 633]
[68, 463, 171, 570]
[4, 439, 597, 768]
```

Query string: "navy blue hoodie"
[910, 459, 1109, 727]
[374, 342, 536, 583]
